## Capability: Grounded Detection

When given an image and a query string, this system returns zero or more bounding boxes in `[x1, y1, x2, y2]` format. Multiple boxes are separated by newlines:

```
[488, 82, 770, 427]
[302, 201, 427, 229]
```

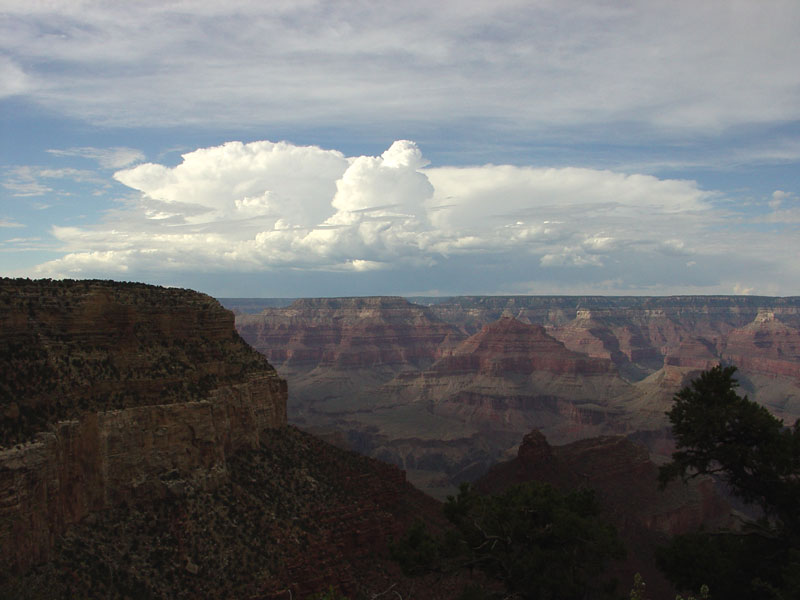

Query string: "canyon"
[230, 295, 800, 496]
[2, 280, 795, 597]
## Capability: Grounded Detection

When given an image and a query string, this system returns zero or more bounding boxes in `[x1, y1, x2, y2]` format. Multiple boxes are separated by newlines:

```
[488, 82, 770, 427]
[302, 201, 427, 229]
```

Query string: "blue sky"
[2, 1, 799, 298]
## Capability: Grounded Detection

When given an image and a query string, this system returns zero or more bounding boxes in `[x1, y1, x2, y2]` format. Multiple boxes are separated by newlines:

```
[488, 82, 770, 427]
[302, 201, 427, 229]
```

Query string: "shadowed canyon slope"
[231, 295, 800, 495]
[0, 280, 455, 598]
[476, 430, 732, 600]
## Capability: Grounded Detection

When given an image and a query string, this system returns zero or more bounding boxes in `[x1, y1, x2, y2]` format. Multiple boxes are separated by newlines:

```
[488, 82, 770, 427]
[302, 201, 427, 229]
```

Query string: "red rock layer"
[419, 296, 800, 376]
[0, 278, 287, 573]
[663, 336, 720, 370]
[722, 312, 800, 380]
[437, 316, 616, 377]
[226, 295, 800, 492]
[237, 296, 459, 371]
[381, 317, 631, 447]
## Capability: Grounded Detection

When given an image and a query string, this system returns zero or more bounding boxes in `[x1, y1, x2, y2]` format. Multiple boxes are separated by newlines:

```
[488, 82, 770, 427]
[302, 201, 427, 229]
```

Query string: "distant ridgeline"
[228, 293, 800, 497]
[222, 294, 800, 314]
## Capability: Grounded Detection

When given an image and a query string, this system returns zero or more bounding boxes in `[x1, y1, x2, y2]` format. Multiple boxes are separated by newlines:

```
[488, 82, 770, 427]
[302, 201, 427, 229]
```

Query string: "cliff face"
[722, 311, 800, 378]
[233, 296, 800, 417]
[411, 296, 800, 375]
[236, 296, 458, 407]
[0, 278, 287, 573]
[238, 296, 455, 367]
[438, 316, 616, 377]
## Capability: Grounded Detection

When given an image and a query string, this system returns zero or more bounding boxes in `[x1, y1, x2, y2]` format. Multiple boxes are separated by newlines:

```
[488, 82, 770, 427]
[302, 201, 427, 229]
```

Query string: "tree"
[657, 365, 800, 598]
[392, 481, 624, 600]
[659, 365, 800, 526]
[629, 572, 708, 600]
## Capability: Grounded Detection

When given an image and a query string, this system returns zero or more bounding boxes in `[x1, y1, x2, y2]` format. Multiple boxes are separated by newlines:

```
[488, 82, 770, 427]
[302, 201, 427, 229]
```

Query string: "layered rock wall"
[227, 294, 800, 493]
[1, 374, 285, 570]
[0, 278, 287, 572]
[236, 296, 455, 371]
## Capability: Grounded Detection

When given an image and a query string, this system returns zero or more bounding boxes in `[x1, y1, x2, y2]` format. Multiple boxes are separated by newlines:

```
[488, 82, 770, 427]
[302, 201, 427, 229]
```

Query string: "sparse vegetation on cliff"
[0, 278, 273, 446]
[0, 426, 445, 599]
[392, 481, 624, 599]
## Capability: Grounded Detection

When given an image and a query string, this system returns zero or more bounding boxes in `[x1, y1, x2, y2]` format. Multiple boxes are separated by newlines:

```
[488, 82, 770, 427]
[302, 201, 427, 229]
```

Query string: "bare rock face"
[722, 310, 800, 379]
[237, 296, 458, 370]
[421, 296, 800, 379]
[0, 278, 287, 572]
[232, 297, 800, 428]
[388, 317, 631, 444]
[236, 296, 459, 408]
[663, 336, 720, 370]
[1, 426, 464, 600]
[439, 316, 616, 377]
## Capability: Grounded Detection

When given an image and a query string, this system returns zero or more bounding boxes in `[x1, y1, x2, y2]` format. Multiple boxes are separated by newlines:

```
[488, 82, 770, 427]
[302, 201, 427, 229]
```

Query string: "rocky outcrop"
[411, 295, 800, 374]
[478, 430, 730, 536]
[437, 316, 617, 377]
[721, 310, 800, 380]
[0, 278, 287, 573]
[663, 336, 720, 370]
[231, 296, 800, 405]
[237, 296, 457, 369]
[231, 296, 800, 413]
[385, 317, 631, 446]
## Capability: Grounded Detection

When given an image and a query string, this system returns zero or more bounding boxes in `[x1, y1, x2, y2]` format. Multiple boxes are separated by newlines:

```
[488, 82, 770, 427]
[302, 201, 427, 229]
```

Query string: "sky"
[2, 1, 800, 298]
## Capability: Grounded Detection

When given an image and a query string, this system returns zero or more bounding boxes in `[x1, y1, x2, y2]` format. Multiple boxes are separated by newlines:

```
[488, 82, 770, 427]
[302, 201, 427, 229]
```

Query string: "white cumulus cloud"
[114, 141, 349, 227]
[30, 138, 800, 295]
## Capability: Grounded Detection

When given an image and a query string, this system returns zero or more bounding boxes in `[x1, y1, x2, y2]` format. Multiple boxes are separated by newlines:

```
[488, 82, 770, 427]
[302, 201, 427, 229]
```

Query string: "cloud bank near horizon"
[30, 139, 799, 296]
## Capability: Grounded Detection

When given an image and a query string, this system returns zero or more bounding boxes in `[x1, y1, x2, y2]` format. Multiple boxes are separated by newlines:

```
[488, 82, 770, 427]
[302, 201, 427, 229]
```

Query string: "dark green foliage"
[659, 365, 800, 527]
[392, 481, 624, 600]
[656, 530, 787, 599]
[658, 365, 800, 599]
[310, 586, 351, 600]
[390, 519, 451, 576]
[630, 572, 709, 600]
